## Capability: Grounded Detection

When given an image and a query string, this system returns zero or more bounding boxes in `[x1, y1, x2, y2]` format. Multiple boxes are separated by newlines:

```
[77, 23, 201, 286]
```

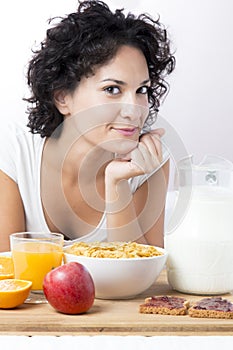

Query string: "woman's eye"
[137, 86, 149, 94]
[104, 86, 121, 95]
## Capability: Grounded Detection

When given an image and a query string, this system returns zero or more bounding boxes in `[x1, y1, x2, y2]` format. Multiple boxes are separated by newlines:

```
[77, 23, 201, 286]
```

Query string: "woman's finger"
[140, 132, 163, 162]
[140, 134, 158, 157]
[151, 134, 163, 162]
[149, 127, 165, 137]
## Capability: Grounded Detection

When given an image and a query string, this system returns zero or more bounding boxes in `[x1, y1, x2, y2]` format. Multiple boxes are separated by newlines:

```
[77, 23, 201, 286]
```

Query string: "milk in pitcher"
[165, 156, 233, 295]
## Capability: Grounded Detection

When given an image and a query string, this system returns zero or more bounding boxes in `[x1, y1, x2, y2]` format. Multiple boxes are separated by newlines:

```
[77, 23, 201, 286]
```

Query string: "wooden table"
[1, 270, 233, 336]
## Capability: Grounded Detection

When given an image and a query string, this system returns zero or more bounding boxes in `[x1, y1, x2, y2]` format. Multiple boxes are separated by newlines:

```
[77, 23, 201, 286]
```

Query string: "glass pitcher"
[164, 155, 233, 295]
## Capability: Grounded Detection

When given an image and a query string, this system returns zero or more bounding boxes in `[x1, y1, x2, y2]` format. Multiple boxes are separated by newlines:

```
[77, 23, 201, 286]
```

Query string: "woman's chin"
[109, 139, 138, 154]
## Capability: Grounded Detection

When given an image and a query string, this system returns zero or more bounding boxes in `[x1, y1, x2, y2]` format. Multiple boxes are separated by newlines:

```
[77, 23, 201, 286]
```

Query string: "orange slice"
[0, 279, 32, 309]
[0, 256, 14, 280]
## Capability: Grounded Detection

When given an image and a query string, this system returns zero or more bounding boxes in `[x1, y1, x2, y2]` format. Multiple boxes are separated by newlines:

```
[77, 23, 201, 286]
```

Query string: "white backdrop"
[1, 0, 232, 163]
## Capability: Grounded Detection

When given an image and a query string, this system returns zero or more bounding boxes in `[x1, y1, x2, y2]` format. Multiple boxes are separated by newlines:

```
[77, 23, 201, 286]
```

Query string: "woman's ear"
[54, 90, 70, 115]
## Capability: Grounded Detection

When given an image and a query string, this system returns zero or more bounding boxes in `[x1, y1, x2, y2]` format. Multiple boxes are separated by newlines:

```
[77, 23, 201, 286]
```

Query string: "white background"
[0, 3, 232, 346]
[0, 0, 232, 163]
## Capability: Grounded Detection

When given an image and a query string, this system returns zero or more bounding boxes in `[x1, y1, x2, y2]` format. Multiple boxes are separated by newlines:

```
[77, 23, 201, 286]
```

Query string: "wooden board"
[0, 270, 233, 336]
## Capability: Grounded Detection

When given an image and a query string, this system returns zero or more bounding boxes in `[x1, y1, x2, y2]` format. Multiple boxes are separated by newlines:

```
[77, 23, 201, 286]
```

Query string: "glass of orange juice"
[10, 232, 64, 303]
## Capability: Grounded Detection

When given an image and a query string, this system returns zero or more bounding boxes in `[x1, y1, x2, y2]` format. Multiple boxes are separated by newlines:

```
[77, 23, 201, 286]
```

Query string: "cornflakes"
[64, 241, 163, 259]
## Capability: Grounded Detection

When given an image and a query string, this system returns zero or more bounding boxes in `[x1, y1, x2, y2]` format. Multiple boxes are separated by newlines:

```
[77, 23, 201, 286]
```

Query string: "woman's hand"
[105, 128, 165, 182]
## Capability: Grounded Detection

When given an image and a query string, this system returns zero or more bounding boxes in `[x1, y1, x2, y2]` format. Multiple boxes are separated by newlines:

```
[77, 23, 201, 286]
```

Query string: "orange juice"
[12, 242, 63, 290]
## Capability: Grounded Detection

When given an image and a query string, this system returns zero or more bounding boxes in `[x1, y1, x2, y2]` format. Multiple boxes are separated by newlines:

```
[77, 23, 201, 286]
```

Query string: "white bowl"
[63, 246, 167, 299]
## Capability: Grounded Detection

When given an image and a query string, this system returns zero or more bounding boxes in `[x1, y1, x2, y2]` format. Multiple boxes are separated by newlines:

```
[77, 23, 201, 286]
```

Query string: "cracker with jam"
[139, 295, 189, 315]
[188, 297, 233, 319]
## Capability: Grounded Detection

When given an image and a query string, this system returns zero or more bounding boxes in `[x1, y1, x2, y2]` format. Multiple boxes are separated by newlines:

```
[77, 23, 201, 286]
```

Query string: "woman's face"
[58, 45, 150, 155]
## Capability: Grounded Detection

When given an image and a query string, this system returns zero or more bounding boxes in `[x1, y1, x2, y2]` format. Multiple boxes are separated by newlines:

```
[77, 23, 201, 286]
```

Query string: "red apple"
[43, 262, 95, 314]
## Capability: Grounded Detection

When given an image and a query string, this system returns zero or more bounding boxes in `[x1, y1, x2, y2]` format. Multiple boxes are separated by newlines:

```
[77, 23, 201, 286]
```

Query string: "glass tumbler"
[10, 232, 64, 303]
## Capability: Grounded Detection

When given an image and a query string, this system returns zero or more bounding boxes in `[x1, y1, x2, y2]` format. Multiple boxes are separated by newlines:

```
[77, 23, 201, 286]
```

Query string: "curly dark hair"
[25, 0, 175, 137]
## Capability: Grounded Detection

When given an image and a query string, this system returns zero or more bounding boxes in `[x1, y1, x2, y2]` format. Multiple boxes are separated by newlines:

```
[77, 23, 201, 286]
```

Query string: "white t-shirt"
[0, 122, 169, 244]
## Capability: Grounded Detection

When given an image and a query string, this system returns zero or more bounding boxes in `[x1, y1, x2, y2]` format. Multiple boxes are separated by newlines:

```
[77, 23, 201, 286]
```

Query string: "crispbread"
[139, 295, 189, 316]
[189, 297, 233, 319]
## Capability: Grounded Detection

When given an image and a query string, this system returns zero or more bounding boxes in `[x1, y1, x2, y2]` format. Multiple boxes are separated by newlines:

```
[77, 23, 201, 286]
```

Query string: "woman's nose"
[120, 102, 142, 121]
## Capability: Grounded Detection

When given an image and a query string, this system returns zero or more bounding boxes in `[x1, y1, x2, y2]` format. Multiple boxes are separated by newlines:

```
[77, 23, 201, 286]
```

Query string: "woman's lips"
[112, 127, 138, 136]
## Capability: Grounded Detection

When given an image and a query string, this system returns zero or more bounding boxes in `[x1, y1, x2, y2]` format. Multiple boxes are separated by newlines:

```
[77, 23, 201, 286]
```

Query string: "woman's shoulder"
[0, 120, 44, 161]
[2, 120, 29, 134]
[1, 120, 27, 140]
[0, 121, 44, 182]
[1, 120, 43, 146]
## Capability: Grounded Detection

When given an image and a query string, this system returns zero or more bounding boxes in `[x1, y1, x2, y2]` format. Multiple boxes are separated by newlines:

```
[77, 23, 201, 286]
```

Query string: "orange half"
[0, 279, 32, 309]
[0, 256, 14, 280]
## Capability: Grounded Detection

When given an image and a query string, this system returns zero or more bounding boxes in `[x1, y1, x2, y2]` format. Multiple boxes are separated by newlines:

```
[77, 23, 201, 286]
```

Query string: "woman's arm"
[105, 130, 169, 246]
[133, 160, 169, 247]
[105, 160, 169, 246]
[0, 170, 25, 252]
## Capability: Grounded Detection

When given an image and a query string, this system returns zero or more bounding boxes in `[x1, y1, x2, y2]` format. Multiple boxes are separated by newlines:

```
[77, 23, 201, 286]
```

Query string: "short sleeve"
[0, 122, 19, 182]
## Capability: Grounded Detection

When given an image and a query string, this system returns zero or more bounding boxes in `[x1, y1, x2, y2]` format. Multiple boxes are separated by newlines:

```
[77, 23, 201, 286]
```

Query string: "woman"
[0, 0, 175, 251]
